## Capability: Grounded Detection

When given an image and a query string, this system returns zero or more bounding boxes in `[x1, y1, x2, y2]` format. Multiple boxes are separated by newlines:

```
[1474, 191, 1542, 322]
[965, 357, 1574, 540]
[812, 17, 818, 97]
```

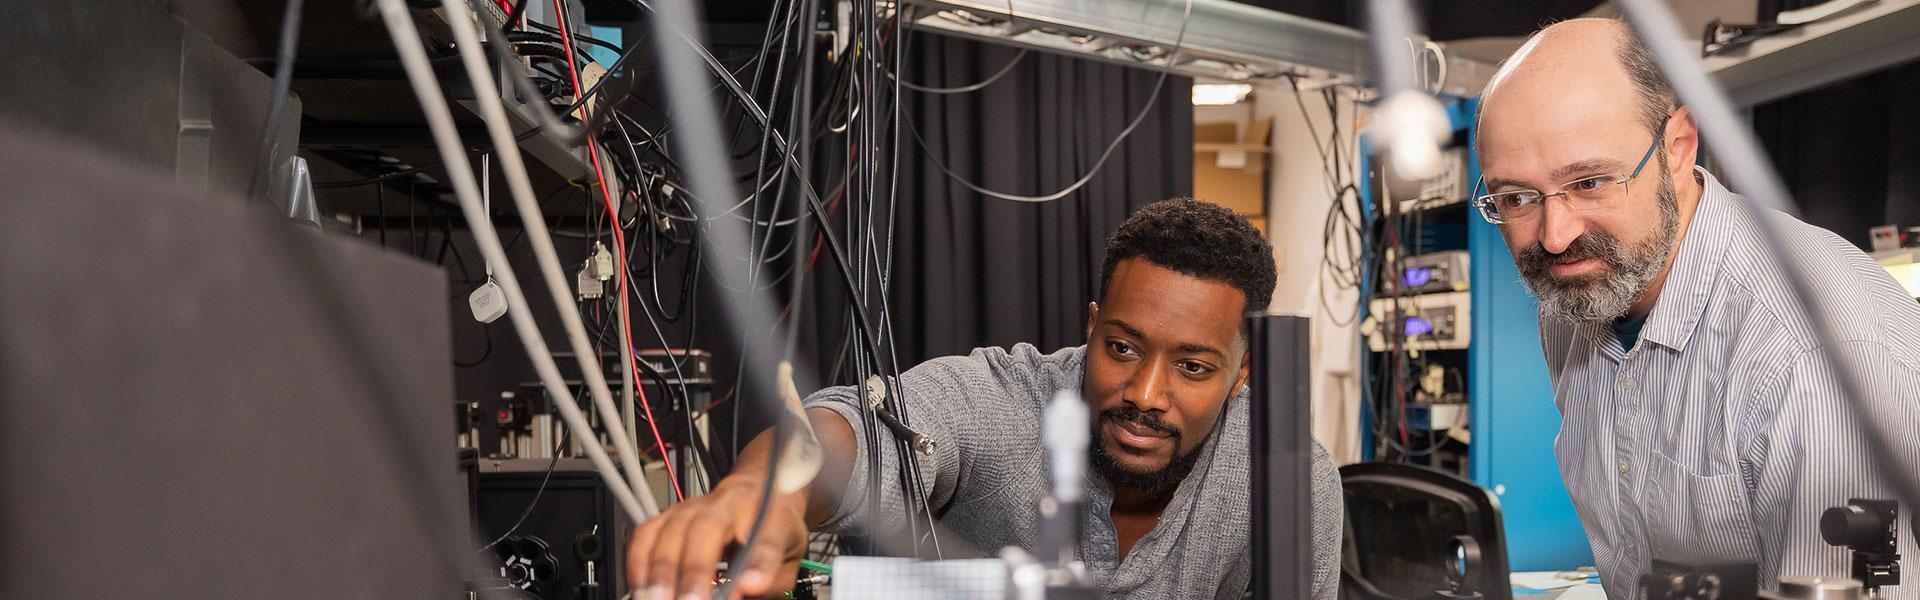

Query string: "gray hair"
[1615, 23, 1677, 136]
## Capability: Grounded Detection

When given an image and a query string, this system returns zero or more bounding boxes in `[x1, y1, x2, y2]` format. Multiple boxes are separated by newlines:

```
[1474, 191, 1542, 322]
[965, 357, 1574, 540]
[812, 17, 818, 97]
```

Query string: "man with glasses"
[1475, 19, 1920, 597]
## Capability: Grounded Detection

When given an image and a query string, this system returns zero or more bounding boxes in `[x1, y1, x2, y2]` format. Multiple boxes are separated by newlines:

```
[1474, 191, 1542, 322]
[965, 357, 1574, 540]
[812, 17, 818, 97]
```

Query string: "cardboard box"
[1193, 118, 1271, 216]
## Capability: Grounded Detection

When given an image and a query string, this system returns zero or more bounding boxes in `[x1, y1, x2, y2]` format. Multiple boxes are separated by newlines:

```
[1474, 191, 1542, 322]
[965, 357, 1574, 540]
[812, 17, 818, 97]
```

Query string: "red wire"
[551, 0, 684, 502]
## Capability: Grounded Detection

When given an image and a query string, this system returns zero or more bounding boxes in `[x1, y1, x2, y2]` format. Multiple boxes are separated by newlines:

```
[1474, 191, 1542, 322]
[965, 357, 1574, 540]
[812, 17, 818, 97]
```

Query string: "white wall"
[1197, 85, 1366, 464]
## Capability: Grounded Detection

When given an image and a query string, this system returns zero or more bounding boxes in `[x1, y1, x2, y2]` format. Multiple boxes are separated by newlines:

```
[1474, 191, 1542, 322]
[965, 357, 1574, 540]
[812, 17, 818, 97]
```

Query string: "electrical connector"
[577, 268, 603, 300]
[590, 242, 614, 281]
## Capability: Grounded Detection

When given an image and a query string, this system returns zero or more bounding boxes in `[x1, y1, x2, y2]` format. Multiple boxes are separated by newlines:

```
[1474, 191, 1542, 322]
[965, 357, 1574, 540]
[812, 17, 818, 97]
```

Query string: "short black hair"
[1100, 197, 1276, 315]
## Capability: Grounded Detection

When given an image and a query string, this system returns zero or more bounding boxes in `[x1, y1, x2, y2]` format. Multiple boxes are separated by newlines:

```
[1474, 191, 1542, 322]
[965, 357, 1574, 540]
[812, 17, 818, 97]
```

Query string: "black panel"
[475, 464, 629, 600]
[0, 0, 301, 206]
[1249, 314, 1314, 600]
[0, 119, 463, 598]
[0, 0, 185, 172]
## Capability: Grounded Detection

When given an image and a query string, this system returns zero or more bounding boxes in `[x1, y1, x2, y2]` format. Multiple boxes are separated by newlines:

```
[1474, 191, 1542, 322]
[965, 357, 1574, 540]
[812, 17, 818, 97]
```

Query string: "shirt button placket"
[1612, 359, 1645, 585]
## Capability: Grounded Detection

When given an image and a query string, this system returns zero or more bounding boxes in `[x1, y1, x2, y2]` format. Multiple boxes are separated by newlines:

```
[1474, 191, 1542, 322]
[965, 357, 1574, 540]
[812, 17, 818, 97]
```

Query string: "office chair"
[1340, 462, 1512, 600]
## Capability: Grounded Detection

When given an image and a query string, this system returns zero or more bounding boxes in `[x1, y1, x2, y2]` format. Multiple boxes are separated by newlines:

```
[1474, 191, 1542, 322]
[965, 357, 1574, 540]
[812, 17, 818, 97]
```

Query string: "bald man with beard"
[1474, 18, 1920, 598]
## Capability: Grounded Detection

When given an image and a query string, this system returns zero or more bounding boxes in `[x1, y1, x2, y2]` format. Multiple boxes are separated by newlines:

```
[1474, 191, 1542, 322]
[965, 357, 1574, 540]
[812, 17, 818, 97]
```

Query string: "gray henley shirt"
[804, 343, 1343, 599]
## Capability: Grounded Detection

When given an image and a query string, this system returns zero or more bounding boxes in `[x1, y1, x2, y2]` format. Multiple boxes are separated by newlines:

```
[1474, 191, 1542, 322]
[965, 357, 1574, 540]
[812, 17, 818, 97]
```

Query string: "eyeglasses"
[1472, 123, 1666, 224]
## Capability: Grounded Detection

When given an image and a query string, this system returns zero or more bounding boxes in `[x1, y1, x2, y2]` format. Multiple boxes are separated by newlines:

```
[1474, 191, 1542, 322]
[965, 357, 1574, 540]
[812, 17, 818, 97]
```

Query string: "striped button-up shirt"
[1542, 167, 1920, 598]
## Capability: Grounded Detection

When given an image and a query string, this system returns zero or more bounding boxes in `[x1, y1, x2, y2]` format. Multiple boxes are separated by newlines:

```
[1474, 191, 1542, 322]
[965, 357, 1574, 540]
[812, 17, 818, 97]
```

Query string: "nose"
[1536, 195, 1586, 254]
[1123, 361, 1172, 413]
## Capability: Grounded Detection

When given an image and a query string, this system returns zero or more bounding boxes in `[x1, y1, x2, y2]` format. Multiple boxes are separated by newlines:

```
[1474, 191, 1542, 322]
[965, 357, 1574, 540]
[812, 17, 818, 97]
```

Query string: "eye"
[1176, 360, 1214, 377]
[1568, 175, 1612, 193]
[1497, 191, 1541, 211]
[1107, 340, 1137, 358]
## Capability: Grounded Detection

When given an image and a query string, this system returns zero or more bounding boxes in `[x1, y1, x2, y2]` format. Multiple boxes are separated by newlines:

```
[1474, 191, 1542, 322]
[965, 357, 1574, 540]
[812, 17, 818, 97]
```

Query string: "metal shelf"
[1705, 0, 1920, 106]
[427, 4, 594, 180]
[898, 0, 1497, 97]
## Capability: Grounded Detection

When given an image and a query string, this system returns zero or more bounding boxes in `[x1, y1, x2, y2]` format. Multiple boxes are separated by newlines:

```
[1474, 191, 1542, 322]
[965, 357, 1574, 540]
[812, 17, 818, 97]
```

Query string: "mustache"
[1516, 230, 1626, 278]
[1102, 406, 1179, 437]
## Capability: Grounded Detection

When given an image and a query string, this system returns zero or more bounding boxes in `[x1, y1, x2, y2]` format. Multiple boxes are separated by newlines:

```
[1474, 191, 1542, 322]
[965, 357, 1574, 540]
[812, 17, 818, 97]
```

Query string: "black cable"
[455, 323, 496, 368]
[509, 36, 596, 64]
[245, 0, 305, 205]
[500, 0, 531, 33]
[377, 185, 387, 246]
[522, 21, 623, 55]
[888, 49, 1028, 94]
[625, 237, 708, 489]
[409, 182, 421, 256]
[572, 39, 653, 138]
[480, 294, 625, 554]
[726, 2, 798, 168]
[752, 0, 810, 480]
[775, 1, 821, 365]
[896, 0, 1195, 204]
[476, 405, 574, 554]
[634, 0, 957, 574]
[723, 0, 818, 462]
[628, 340, 720, 488]
[645, 222, 700, 322]
[437, 202, 474, 278]
[630, 0, 894, 390]
[1284, 74, 1367, 328]
[876, 6, 942, 557]
[737, 0, 806, 334]
[724, 417, 790, 594]
[857, 0, 932, 555]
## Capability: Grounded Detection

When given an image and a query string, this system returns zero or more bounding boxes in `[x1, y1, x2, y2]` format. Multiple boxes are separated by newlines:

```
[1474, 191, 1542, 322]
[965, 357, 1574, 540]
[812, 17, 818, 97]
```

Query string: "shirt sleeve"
[1310, 439, 1345, 600]
[802, 344, 1074, 540]
[1744, 340, 1920, 589]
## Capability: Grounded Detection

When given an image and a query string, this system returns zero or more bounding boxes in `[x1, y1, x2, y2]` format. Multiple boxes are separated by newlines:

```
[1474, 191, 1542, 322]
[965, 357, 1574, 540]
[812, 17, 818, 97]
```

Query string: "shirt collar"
[1638, 166, 1736, 352]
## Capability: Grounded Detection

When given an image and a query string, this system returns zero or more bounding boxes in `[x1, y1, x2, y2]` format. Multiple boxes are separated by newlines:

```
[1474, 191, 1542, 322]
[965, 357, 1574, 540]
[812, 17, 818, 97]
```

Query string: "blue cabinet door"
[1463, 96, 1594, 571]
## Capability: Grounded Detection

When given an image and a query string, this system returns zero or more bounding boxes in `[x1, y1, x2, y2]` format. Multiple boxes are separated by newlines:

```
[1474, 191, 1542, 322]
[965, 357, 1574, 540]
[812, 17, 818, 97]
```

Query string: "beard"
[1089, 405, 1210, 494]
[1515, 167, 1680, 324]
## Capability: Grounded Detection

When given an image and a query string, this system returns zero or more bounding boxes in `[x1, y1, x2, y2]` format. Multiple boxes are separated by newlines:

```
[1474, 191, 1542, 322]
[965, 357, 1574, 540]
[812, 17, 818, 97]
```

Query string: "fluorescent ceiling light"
[1192, 83, 1253, 106]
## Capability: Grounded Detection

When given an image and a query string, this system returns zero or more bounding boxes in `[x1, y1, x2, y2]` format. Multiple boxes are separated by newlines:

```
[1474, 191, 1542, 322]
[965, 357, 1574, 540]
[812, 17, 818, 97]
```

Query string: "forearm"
[717, 406, 857, 527]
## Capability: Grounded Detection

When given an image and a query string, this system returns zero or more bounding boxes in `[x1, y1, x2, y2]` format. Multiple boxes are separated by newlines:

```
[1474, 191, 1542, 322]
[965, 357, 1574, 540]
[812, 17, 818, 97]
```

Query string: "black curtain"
[872, 35, 1194, 363]
[1752, 59, 1920, 249]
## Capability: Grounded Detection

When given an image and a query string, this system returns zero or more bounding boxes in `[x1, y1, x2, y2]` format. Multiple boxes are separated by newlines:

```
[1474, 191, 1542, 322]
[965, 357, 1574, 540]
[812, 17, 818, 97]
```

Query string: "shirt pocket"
[1643, 450, 1758, 566]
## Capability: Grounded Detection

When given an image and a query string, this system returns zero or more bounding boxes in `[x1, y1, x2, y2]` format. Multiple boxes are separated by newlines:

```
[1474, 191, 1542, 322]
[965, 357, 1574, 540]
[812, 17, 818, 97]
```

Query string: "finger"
[626, 518, 665, 594]
[645, 508, 697, 600]
[728, 560, 803, 600]
[672, 508, 732, 600]
[734, 514, 806, 597]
